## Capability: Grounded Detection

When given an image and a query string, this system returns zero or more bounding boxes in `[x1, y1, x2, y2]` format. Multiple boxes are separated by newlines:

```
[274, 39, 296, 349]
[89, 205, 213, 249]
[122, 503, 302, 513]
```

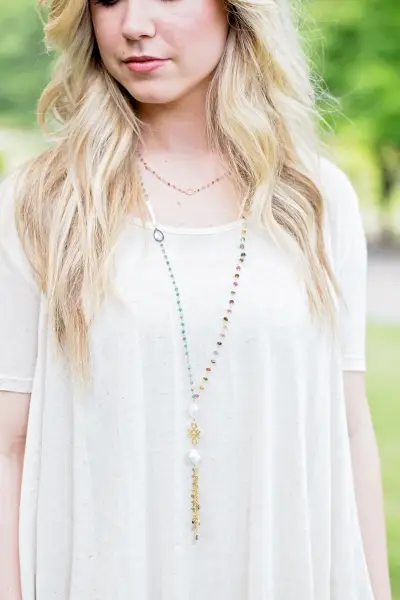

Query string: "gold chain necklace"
[138, 153, 227, 196]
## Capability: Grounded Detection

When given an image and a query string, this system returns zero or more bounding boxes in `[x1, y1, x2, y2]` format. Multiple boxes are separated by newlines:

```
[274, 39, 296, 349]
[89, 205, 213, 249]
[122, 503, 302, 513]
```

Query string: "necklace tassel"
[191, 465, 200, 542]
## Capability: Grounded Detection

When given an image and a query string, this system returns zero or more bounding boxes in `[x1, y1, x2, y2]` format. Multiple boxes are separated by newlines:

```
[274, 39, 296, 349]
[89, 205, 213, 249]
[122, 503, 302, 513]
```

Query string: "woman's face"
[90, 0, 229, 105]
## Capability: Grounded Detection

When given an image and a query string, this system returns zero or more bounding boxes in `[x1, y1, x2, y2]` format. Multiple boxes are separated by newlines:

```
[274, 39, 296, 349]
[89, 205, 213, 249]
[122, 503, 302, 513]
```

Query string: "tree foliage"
[308, 0, 400, 216]
[309, 0, 400, 149]
[0, 0, 52, 126]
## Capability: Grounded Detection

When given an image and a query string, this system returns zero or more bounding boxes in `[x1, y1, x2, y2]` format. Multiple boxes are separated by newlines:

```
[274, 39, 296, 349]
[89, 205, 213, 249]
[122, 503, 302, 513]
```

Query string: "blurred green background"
[0, 0, 399, 595]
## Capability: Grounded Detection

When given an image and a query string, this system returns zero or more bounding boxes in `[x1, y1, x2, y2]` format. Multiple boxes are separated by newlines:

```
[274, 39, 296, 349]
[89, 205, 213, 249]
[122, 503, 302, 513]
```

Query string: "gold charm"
[191, 465, 200, 542]
[188, 420, 201, 445]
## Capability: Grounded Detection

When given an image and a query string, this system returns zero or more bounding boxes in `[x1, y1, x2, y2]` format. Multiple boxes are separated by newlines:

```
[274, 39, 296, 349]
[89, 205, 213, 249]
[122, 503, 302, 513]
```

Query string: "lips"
[124, 57, 168, 73]
[124, 56, 166, 63]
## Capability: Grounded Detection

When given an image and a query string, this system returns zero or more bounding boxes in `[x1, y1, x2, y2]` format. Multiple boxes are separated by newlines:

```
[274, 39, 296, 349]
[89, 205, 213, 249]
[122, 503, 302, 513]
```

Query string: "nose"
[121, 0, 156, 40]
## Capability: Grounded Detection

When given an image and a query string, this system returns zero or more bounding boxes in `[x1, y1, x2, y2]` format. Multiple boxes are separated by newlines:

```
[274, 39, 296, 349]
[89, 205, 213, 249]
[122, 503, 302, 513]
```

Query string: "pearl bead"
[189, 449, 201, 465]
[189, 403, 199, 418]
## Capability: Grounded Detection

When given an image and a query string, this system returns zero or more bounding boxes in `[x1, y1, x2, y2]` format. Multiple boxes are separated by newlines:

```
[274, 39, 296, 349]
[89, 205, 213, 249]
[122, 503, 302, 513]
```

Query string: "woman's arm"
[0, 391, 30, 600]
[344, 371, 392, 600]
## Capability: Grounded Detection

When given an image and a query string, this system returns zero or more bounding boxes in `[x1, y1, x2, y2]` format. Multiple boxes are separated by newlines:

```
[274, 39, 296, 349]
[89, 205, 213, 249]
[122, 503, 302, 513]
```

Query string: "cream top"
[0, 158, 373, 600]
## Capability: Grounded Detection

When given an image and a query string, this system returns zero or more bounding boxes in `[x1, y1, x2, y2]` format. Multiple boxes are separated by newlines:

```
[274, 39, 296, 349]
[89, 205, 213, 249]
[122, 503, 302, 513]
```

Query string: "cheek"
[163, 0, 228, 65]
[91, 10, 119, 59]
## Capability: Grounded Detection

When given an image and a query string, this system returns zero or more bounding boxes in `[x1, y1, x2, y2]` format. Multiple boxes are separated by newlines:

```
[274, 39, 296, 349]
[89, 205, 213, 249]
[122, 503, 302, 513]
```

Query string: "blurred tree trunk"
[377, 145, 399, 245]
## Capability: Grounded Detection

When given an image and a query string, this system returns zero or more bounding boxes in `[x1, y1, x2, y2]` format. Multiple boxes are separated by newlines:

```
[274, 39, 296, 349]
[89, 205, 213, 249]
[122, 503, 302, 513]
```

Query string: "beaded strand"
[139, 172, 248, 542]
[139, 153, 227, 196]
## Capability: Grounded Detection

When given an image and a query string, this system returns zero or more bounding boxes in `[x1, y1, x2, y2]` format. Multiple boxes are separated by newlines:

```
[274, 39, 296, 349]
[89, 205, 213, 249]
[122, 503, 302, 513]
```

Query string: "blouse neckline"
[129, 215, 244, 236]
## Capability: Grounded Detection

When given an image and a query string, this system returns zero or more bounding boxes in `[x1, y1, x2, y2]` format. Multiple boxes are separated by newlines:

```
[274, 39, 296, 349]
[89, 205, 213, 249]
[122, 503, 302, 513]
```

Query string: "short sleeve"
[319, 159, 368, 372]
[0, 172, 41, 393]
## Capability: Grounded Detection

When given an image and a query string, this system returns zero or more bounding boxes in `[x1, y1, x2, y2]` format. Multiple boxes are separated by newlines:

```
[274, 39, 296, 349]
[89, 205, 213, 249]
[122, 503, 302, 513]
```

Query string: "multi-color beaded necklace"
[138, 172, 248, 543]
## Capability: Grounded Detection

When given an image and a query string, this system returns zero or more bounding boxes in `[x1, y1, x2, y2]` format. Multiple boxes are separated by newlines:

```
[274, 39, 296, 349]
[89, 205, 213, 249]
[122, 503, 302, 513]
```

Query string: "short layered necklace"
[138, 166, 248, 543]
[139, 153, 227, 196]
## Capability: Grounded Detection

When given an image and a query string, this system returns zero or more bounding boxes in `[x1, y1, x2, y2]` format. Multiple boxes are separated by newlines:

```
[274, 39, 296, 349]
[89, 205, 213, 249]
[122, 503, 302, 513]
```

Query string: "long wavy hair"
[13, 0, 338, 384]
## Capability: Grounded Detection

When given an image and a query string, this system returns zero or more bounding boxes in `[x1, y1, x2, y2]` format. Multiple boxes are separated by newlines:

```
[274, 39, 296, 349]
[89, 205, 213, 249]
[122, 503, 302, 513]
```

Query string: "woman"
[0, 0, 392, 598]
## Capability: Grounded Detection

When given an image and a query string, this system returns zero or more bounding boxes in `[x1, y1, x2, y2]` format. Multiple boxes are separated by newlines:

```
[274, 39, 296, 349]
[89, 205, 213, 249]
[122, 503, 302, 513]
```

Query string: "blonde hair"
[14, 0, 337, 384]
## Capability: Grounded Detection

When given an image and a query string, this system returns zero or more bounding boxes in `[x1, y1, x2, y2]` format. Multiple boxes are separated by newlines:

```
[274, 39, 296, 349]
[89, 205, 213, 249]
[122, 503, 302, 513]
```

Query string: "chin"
[129, 88, 178, 105]
[119, 76, 185, 105]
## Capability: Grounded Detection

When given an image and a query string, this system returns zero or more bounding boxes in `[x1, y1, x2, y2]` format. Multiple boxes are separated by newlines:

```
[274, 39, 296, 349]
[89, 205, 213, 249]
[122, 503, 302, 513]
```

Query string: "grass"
[366, 322, 400, 598]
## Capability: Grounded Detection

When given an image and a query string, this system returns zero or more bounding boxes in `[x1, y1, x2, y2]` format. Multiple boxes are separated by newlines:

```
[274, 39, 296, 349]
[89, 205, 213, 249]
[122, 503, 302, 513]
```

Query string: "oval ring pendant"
[153, 228, 165, 243]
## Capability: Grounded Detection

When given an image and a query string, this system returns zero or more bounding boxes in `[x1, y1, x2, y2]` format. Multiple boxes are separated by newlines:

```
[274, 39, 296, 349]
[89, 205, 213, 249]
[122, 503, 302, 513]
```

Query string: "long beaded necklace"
[139, 153, 227, 196]
[138, 171, 248, 543]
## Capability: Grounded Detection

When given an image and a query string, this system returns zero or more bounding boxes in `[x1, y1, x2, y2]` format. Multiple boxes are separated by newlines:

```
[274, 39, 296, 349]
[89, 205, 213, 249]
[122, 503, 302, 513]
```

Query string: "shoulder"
[316, 156, 360, 217]
[0, 168, 39, 290]
[314, 156, 366, 269]
[0, 168, 21, 251]
[0, 168, 18, 210]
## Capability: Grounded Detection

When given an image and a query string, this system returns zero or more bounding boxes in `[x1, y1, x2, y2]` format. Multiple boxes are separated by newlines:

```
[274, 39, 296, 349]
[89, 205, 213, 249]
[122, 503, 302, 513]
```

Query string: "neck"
[137, 84, 212, 157]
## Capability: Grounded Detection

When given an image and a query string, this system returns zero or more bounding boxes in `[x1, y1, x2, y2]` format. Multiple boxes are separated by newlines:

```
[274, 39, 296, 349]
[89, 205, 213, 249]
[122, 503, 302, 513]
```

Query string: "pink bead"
[236, 266, 241, 271]
[233, 282, 238, 287]
[194, 394, 199, 399]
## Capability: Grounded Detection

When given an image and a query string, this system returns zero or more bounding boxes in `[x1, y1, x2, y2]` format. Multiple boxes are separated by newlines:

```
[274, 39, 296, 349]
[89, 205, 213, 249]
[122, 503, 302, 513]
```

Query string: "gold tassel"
[188, 419, 201, 541]
[191, 465, 200, 542]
